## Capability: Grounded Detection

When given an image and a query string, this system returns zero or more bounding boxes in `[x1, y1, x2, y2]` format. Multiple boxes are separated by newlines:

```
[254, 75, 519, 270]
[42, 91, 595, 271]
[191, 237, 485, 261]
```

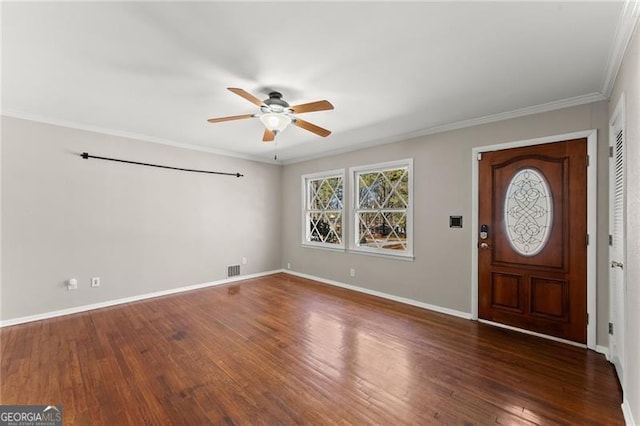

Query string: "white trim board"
[283, 270, 472, 320]
[470, 129, 598, 350]
[622, 399, 636, 426]
[2, 110, 278, 165]
[0, 269, 282, 328]
[601, 0, 640, 97]
[282, 92, 606, 166]
[596, 345, 611, 361]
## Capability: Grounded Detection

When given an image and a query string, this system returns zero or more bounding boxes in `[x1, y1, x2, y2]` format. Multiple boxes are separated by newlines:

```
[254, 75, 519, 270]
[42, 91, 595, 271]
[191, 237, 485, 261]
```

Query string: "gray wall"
[610, 23, 640, 424]
[282, 101, 611, 345]
[0, 116, 282, 321]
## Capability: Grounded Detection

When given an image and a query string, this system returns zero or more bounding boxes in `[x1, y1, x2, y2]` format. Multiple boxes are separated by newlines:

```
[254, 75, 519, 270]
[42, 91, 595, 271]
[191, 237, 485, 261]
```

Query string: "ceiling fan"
[208, 88, 334, 142]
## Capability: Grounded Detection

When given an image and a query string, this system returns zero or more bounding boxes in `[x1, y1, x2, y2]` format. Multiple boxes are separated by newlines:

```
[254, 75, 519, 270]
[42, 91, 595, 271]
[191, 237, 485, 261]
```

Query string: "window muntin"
[352, 160, 413, 258]
[303, 171, 345, 249]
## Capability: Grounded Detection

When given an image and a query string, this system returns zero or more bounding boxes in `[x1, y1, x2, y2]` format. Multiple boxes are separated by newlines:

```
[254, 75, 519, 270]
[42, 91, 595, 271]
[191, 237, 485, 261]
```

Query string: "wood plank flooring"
[0, 273, 623, 425]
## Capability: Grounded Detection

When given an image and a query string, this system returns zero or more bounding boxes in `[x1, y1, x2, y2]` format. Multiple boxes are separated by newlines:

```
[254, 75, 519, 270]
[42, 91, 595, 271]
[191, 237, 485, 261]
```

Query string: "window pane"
[308, 179, 322, 210]
[309, 177, 343, 210]
[357, 212, 380, 247]
[358, 172, 383, 209]
[357, 211, 407, 250]
[382, 169, 408, 209]
[381, 212, 407, 249]
[358, 168, 408, 209]
[308, 211, 342, 244]
[326, 177, 343, 209]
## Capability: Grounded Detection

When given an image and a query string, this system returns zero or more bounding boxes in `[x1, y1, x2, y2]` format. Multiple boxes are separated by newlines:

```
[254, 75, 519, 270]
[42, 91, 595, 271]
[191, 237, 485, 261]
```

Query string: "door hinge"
[586, 155, 590, 167]
[586, 234, 589, 246]
[609, 146, 614, 158]
[586, 313, 589, 325]
[477, 152, 482, 161]
[609, 234, 613, 246]
[609, 322, 614, 335]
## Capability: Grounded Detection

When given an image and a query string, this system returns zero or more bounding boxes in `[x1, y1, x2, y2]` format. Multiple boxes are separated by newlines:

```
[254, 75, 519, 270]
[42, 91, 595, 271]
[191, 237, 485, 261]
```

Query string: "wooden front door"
[478, 139, 587, 343]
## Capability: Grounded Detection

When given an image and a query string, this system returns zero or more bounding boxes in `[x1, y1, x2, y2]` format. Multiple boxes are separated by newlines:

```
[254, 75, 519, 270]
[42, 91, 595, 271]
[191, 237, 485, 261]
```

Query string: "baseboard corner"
[595, 345, 611, 360]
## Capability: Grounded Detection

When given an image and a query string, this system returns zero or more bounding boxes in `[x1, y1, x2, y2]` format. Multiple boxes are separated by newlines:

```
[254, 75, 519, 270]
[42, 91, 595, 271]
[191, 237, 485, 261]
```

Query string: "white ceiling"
[1, 2, 630, 163]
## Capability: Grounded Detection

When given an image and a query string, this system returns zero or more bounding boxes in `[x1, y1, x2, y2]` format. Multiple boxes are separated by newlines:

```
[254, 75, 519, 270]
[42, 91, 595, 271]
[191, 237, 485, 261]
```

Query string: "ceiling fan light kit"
[208, 88, 334, 142]
[259, 112, 292, 133]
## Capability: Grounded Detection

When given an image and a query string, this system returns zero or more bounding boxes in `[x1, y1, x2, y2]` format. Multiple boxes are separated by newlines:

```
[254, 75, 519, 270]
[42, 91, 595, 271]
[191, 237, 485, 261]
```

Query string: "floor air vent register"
[227, 265, 240, 277]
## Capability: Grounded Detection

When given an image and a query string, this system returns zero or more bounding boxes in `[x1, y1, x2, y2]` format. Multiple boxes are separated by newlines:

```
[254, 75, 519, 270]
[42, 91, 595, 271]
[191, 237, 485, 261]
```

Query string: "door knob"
[611, 260, 624, 269]
[479, 242, 490, 250]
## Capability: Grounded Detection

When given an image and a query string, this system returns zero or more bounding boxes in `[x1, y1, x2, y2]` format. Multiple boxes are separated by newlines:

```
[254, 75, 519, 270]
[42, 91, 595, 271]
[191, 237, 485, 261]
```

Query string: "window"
[351, 159, 413, 259]
[302, 170, 345, 249]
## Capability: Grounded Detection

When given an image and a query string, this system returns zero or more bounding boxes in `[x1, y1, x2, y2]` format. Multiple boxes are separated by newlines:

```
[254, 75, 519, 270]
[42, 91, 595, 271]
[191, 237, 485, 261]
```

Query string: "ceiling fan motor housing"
[264, 91, 290, 111]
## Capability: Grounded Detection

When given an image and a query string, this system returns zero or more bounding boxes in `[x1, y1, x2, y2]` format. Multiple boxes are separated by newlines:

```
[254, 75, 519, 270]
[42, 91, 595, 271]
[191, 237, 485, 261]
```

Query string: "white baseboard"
[0, 269, 282, 328]
[622, 399, 636, 426]
[283, 270, 472, 320]
[595, 345, 610, 360]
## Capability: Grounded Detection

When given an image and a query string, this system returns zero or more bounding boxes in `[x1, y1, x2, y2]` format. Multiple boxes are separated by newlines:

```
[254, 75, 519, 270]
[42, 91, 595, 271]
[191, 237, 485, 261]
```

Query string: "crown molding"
[282, 91, 607, 165]
[1, 109, 279, 165]
[601, 0, 640, 96]
[1, 87, 609, 166]
[401, 92, 607, 140]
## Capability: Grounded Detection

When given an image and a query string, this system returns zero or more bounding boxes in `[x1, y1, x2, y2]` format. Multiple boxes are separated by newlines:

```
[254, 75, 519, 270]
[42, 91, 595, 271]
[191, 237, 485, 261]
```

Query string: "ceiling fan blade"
[263, 129, 275, 142]
[290, 100, 334, 114]
[228, 87, 265, 107]
[207, 113, 254, 124]
[294, 118, 331, 137]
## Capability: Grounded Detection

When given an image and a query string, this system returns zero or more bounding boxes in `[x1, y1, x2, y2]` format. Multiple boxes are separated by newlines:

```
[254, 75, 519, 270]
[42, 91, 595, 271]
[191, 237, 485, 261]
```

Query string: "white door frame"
[470, 129, 598, 350]
[608, 94, 626, 385]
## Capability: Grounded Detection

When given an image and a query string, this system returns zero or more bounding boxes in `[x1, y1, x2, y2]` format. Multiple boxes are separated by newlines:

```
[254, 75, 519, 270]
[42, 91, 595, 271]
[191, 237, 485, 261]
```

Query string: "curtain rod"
[80, 152, 244, 178]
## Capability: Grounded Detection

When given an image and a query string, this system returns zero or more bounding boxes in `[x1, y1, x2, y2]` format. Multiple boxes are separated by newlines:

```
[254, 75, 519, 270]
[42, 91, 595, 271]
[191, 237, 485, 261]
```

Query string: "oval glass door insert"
[504, 168, 553, 256]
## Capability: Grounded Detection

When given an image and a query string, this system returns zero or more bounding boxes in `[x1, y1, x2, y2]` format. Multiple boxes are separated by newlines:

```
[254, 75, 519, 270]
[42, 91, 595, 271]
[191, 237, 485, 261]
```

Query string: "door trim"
[608, 93, 626, 386]
[471, 129, 598, 350]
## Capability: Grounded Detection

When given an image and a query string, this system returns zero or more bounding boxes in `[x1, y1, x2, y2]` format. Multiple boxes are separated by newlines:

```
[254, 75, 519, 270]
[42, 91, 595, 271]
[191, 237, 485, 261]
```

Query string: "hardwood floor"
[1, 273, 623, 425]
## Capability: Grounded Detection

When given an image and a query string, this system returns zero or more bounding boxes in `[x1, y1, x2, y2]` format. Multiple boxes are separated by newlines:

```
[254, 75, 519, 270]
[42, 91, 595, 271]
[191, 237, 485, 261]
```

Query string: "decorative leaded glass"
[504, 168, 552, 256]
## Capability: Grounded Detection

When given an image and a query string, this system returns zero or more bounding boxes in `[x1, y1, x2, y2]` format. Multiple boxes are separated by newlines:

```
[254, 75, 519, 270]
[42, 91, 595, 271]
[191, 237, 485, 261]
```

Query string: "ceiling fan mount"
[208, 87, 334, 142]
[266, 91, 287, 104]
[262, 92, 289, 113]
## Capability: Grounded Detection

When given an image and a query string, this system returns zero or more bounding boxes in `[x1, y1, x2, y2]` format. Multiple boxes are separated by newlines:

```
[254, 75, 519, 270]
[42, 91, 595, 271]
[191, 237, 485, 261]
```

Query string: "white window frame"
[301, 169, 346, 251]
[349, 158, 414, 260]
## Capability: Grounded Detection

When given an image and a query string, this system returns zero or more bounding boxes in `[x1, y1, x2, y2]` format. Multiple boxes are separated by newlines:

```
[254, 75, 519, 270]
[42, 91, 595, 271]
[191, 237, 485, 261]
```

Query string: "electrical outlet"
[350, 268, 356, 277]
[287, 262, 291, 270]
[67, 278, 78, 291]
[91, 277, 101, 287]
[241, 257, 247, 265]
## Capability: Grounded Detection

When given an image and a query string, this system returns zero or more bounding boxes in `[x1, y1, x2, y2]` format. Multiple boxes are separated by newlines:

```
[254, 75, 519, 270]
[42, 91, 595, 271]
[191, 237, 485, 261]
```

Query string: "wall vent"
[227, 265, 240, 277]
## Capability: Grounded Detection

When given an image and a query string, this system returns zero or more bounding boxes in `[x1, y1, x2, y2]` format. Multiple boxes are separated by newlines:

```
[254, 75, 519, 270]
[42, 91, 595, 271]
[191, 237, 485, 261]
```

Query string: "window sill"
[301, 243, 346, 253]
[348, 248, 415, 262]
